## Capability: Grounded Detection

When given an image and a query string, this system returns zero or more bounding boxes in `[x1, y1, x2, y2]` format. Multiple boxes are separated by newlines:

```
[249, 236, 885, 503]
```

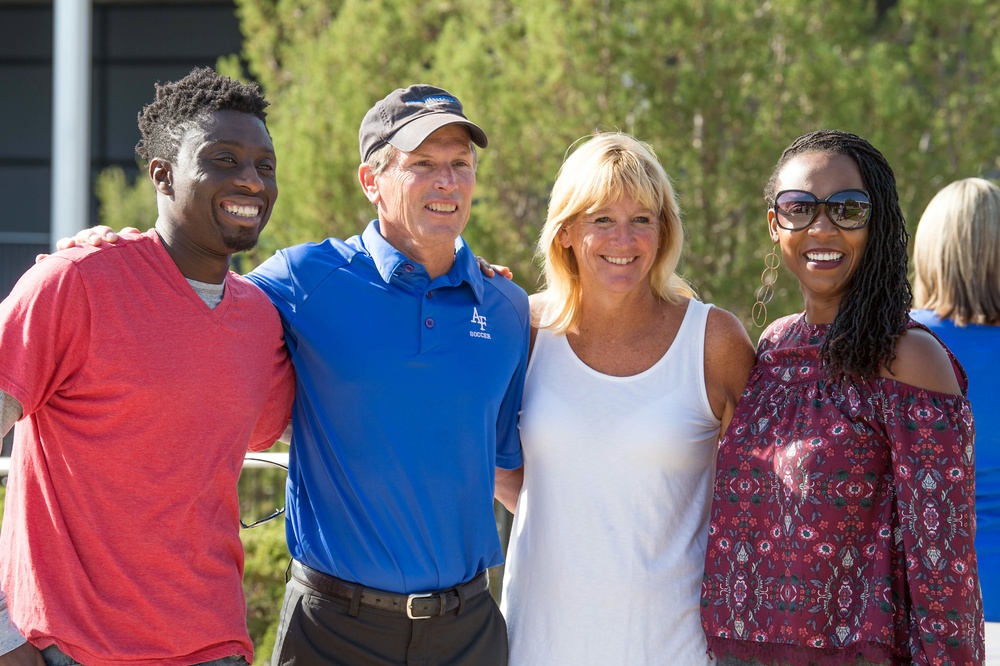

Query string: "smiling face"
[768, 151, 869, 323]
[157, 109, 277, 258]
[361, 124, 476, 275]
[560, 193, 661, 298]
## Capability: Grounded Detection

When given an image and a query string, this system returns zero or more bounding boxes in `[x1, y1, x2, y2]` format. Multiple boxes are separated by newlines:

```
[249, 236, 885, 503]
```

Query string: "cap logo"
[405, 94, 460, 109]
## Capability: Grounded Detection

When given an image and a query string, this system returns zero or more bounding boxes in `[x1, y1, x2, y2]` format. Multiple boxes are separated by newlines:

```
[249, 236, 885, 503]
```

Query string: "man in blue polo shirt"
[248, 85, 529, 665]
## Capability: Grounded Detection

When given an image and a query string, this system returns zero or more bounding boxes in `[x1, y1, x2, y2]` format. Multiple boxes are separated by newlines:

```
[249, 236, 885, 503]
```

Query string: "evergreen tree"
[94, 0, 1000, 326]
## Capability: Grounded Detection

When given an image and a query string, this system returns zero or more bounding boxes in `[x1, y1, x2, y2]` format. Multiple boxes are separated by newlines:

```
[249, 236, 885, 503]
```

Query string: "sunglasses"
[772, 189, 872, 230]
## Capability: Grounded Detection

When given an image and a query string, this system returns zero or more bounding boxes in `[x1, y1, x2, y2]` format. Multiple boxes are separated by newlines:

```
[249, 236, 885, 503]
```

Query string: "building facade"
[1, 0, 242, 457]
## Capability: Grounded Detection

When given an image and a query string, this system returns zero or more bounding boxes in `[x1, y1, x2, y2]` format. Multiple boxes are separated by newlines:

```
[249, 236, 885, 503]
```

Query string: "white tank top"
[501, 298, 719, 665]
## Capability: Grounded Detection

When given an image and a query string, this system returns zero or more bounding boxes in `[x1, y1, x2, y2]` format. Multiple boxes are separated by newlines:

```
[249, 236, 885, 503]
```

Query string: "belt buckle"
[406, 592, 435, 620]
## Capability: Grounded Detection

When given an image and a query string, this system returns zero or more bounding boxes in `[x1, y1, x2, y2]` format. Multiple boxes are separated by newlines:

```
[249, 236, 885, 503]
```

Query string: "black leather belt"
[290, 560, 490, 620]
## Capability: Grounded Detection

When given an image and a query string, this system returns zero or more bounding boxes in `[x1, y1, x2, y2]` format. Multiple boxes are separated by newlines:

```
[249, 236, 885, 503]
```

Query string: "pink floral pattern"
[701, 314, 984, 665]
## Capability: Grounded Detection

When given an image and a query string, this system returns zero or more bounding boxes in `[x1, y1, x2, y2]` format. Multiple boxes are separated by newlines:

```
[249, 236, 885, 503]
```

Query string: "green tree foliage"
[95, 0, 1000, 327]
[236, 446, 290, 664]
[94, 166, 156, 231]
[240, 519, 288, 665]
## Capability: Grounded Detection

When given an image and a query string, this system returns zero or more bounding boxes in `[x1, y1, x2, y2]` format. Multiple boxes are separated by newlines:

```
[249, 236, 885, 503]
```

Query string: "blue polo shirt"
[248, 221, 529, 594]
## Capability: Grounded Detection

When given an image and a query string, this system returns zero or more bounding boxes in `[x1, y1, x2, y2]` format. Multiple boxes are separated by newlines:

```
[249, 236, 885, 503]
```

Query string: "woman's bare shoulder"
[705, 306, 755, 363]
[882, 327, 962, 395]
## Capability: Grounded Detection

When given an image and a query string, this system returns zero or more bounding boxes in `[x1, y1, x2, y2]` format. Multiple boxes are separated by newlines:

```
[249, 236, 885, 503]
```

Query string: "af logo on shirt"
[470, 307, 491, 340]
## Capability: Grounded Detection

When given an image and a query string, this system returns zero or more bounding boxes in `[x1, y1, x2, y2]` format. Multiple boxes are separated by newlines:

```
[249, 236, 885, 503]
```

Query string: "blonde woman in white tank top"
[495, 133, 755, 665]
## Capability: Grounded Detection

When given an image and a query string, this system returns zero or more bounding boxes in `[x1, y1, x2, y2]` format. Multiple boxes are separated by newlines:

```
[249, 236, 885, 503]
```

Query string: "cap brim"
[387, 113, 488, 152]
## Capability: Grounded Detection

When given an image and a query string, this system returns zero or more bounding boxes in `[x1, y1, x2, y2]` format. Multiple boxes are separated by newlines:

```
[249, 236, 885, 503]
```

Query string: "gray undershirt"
[186, 277, 225, 309]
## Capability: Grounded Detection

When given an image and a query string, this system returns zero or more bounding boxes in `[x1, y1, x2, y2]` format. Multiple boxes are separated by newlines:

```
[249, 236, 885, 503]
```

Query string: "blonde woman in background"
[911, 177, 1000, 620]
[495, 132, 754, 665]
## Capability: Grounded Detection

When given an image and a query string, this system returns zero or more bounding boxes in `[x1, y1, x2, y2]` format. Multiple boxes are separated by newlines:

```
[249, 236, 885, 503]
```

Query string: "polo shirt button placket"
[419, 313, 436, 353]
[418, 280, 437, 353]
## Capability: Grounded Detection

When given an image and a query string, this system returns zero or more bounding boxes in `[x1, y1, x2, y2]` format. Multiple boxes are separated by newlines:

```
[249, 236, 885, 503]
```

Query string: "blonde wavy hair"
[913, 177, 1000, 326]
[536, 132, 694, 333]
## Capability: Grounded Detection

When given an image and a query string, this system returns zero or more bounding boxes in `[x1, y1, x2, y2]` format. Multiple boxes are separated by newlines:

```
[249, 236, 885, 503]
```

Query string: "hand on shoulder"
[475, 256, 513, 280]
[35, 226, 141, 263]
[881, 327, 962, 395]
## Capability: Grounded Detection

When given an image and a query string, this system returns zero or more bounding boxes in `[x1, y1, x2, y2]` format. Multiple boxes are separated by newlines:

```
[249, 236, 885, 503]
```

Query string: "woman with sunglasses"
[700, 130, 984, 665]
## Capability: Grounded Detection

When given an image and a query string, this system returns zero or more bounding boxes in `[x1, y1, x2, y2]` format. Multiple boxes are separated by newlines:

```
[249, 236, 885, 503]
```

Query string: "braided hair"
[764, 130, 911, 379]
[136, 67, 269, 163]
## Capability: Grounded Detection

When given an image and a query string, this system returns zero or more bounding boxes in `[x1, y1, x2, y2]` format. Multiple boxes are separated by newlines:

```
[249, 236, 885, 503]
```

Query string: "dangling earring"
[752, 244, 780, 328]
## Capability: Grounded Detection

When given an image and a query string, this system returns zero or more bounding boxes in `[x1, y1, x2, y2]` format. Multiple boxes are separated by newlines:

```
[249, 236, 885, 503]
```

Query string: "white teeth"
[604, 256, 635, 265]
[223, 203, 260, 218]
[806, 251, 844, 262]
[426, 203, 457, 212]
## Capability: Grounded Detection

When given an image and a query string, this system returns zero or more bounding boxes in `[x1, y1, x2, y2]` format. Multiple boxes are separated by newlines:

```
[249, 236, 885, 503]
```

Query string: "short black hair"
[765, 129, 911, 379]
[135, 66, 269, 163]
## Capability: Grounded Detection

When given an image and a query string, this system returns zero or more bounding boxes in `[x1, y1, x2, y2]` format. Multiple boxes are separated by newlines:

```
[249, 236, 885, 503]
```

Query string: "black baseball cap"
[359, 84, 488, 162]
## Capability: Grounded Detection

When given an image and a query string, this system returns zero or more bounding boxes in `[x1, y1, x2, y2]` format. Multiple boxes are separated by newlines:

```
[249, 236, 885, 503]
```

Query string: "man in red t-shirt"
[0, 67, 294, 666]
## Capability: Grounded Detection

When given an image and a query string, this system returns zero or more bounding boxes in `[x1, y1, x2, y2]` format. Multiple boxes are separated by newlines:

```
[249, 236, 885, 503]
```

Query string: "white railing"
[0, 452, 288, 477]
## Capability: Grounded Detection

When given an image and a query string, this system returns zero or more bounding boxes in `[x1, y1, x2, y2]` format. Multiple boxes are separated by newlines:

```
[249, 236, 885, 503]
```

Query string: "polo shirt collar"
[362, 220, 485, 303]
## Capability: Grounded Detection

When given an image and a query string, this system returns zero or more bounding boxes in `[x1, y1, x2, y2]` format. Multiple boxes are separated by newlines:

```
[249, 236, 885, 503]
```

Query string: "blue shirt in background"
[911, 309, 1000, 621]
[248, 221, 529, 594]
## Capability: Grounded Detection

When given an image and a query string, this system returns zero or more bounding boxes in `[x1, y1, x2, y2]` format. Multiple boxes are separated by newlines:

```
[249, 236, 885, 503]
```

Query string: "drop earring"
[752, 244, 780, 328]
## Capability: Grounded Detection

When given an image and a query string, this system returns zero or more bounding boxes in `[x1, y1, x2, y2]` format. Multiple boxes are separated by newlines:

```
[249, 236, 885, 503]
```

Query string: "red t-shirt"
[0, 230, 294, 665]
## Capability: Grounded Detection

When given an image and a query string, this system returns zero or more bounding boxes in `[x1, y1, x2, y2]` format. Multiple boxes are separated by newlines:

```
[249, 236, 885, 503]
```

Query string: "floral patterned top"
[701, 313, 984, 665]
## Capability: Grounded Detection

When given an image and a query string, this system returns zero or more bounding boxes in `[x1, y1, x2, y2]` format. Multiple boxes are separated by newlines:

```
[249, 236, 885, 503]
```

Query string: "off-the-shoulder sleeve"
[885, 384, 984, 665]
